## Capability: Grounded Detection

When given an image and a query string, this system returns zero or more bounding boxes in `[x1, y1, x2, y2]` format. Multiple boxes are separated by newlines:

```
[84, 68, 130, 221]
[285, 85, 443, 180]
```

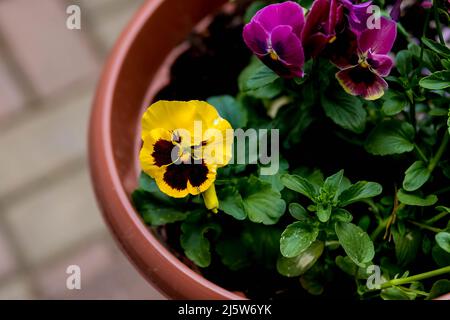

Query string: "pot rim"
[89, 0, 243, 300]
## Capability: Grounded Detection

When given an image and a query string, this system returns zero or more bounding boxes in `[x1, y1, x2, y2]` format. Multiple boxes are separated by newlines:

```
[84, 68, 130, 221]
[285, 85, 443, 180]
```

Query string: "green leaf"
[281, 174, 319, 200]
[381, 287, 415, 300]
[429, 107, 449, 116]
[277, 241, 324, 277]
[322, 170, 344, 197]
[338, 181, 383, 206]
[427, 280, 450, 300]
[180, 213, 221, 268]
[321, 90, 366, 133]
[217, 186, 246, 220]
[397, 189, 438, 206]
[259, 157, 289, 192]
[335, 256, 370, 279]
[335, 222, 375, 267]
[422, 37, 450, 58]
[238, 59, 282, 99]
[280, 221, 319, 258]
[216, 237, 250, 271]
[382, 90, 407, 116]
[242, 223, 282, 268]
[393, 229, 421, 266]
[333, 208, 353, 223]
[403, 161, 431, 192]
[316, 203, 333, 223]
[365, 120, 415, 155]
[245, 64, 279, 91]
[432, 244, 450, 267]
[409, 44, 442, 72]
[239, 176, 286, 225]
[131, 190, 188, 226]
[288, 203, 310, 221]
[207, 95, 248, 128]
[442, 59, 450, 70]
[396, 50, 413, 76]
[448, 108, 450, 135]
[419, 71, 450, 90]
[435, 232, 450, 253]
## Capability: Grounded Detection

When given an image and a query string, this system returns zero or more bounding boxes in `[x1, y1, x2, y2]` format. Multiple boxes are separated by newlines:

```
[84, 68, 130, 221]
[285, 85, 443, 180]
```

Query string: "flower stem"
[428, 131, 449, 173]
[433, 0, 445, 44]
[408, 220, 443, 233]
[425, 210, 449, 225]
[380, 266, 450, 289]
[409, 101, 417, 133]
[419, 8, 431, 64]
[371, 219, 387, 241]
[202, 184, 219, 213]
[414, 144, 428, 163]
[397, 286, 429, 296]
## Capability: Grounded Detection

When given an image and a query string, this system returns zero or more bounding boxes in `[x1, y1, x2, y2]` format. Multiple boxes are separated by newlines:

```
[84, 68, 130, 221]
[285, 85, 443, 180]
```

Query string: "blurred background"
[0, 0, 164, 299]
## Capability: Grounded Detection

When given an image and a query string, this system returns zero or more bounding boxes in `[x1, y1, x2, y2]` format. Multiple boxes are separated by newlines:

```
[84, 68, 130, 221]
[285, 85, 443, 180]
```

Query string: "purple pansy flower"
[302, 0, 344, 59]
[336, 17, 397, 100]
[341, 0, 373, 34]
[243, 1, 305, 78]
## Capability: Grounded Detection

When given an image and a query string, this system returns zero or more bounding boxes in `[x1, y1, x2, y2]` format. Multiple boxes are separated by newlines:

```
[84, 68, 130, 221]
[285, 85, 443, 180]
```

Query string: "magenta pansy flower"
[336, 17, 397, 100]
[302, 0, 344, 58]
[341, 0, 373, 34]
[243, 1, 305, 78]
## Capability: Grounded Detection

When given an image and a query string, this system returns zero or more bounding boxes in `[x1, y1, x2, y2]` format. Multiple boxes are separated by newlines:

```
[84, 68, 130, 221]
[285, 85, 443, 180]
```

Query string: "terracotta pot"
[89, 0, 244, 300]
[89, 0, 450, 301]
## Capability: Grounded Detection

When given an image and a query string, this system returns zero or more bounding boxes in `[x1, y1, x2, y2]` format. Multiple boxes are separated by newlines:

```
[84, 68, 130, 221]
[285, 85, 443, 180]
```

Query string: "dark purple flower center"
[347, 65, 376, 85]
[163, 161, 209, 191]
[152, 139, 178, 167]
[151, 137, 210, 191]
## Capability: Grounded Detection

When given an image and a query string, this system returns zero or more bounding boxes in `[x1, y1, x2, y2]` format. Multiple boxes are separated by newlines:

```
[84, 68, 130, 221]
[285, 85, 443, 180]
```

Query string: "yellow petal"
[139, 128, 173, 178]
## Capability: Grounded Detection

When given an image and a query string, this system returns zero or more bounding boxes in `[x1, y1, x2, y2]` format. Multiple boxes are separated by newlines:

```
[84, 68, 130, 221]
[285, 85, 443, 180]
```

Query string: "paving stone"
[90, 0, 144, 52]
[0, 86, 93, 197]
[0, 228, 17, 279]
[0, 276, 35, 300]
[78, 0, 124, 12]
[0, 0, 99, 97]
[36, 237, 165, 299]
[0, 50, 25, 120]
[3, 168, 106, 265]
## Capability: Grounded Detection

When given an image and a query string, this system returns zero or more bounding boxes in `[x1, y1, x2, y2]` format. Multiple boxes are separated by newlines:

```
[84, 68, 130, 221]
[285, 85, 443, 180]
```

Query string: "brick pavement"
[0, 0, 164, 299]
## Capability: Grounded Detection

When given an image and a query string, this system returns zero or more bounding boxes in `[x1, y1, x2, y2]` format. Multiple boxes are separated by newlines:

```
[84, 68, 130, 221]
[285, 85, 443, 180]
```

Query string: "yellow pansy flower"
[139, 100, 233, 212]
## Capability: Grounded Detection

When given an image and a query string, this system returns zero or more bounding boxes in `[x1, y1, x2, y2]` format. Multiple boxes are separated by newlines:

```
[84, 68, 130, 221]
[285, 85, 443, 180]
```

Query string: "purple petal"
[254, 1, 305, 38]
[243, 21, 269, 56]
[302, 0, 330, 42]
[368, 53, 394, 77]
[343, 1, 373, 34]
[336, 65, 388, 100]
[358, 16, 397, 55]
[270, 25, 304, 76]
[326, 27, 359, 69]
[390, 0, 402, 21]
[305, 33, 331, 58]
[302, 0, 343, 58]
[328, 0, 344, 34]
